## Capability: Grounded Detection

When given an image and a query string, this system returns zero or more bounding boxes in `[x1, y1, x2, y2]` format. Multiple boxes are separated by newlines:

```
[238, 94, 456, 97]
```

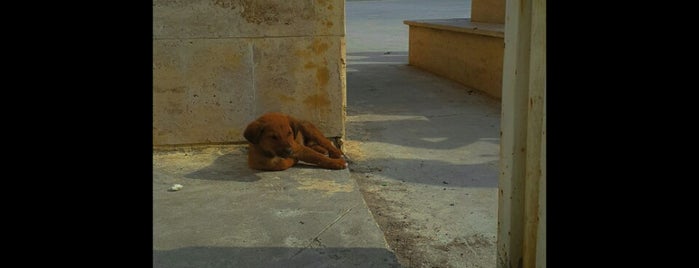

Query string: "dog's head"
[243, 112, 300, 158]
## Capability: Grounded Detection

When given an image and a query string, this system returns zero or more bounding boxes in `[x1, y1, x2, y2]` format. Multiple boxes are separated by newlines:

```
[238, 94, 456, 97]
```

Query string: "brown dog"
[243, 112, 348, 171]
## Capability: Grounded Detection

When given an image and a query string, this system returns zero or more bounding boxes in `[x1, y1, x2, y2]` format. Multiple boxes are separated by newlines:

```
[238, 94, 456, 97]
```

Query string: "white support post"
[498, 0, 546, 267]
[524, 0, 546, 267]
[498, 0, 532, 266]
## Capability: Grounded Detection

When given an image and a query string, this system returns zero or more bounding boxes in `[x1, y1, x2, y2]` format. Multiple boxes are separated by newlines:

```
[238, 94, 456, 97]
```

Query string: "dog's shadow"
[184, 151, 262, 182]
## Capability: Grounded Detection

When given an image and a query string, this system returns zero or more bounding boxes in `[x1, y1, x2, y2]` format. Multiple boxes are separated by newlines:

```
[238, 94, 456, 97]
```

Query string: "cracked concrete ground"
[153, 145, 400, 267]
[345, 1, 500, 267]
[343, 54, 500, 267]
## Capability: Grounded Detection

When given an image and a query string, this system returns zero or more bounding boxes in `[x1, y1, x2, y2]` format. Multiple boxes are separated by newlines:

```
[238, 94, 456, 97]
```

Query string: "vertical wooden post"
[535, 87, 546, 268]
[498, 0, 545, 267]
[498, 0, 531, 266]
[523, 0, 546, 267]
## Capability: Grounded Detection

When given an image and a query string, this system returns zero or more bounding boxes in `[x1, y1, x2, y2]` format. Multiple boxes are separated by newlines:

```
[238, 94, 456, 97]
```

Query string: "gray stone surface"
[153, 146, 399, 267]
[344, 1, 498, 267]
[344, 53, 499, 267]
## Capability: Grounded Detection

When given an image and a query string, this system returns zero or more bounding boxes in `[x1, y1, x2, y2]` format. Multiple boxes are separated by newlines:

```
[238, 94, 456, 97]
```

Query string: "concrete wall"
[406, 24, 503, 99]
[472, 0, 506, 24]
[153, 0, 346, 146]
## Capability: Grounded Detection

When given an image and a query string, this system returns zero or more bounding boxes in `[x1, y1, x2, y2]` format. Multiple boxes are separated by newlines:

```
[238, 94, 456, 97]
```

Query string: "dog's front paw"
[322, 158, 347, 170]
[329, 151, 344, 159]
[341, 154, 352, 164]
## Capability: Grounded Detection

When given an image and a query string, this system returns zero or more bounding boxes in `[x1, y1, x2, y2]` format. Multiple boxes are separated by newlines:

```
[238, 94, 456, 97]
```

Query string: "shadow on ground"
[347, 115, 499, 150]
[154, 246, 401, 268]
[344, 50, 500, 189]
[182, 150, 262, 182]
[183, 151, 336, 183]
[350, 158, 498, 188]
[347, 51, 409, 64]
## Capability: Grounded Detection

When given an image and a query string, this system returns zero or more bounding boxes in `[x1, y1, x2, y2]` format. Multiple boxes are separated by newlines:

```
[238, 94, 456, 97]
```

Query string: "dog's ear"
[243, 120, 265, 144]
[287, 115, 300, 139]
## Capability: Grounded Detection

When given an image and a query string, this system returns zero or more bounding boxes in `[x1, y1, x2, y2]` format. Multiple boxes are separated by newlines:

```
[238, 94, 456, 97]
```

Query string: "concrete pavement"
[344, 1, 498, 267]
[153, 145, 399, 267]
[344, 51, 499, 267]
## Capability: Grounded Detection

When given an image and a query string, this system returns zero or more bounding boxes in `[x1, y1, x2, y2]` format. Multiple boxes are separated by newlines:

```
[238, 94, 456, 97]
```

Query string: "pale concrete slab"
[344, 52, 500, 267]
[153, 145, 399, 267]
[344, 1, 498, 266]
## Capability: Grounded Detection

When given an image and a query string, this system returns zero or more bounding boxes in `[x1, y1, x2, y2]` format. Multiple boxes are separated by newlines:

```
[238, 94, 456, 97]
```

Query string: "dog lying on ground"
[243, 112, 348, 171]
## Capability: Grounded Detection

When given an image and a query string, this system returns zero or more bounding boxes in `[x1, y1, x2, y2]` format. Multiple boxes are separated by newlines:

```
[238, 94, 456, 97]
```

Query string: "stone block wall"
[153, 0, 345, 145]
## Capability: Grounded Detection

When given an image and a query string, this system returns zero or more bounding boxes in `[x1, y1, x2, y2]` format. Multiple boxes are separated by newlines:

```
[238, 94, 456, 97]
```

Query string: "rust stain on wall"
[310, 39, 330, 54]
[296, 39, 331, 59]
[304, 93, 331, 108]
[316, 66, 329, 88]
[315, 0, 334, 12]
[278, 94, 296, 104]
[304, 62, 317, 69]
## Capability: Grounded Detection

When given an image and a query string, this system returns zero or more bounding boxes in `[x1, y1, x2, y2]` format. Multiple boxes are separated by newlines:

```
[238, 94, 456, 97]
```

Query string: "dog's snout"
[277, 147, 293, 157]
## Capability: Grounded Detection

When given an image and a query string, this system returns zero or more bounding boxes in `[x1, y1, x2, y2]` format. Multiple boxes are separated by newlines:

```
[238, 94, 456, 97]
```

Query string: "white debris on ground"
[168, 184, 183, 191]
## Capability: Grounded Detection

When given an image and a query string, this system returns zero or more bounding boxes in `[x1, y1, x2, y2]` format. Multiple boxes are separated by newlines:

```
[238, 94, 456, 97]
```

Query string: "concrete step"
[153, 145, 400, 267]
